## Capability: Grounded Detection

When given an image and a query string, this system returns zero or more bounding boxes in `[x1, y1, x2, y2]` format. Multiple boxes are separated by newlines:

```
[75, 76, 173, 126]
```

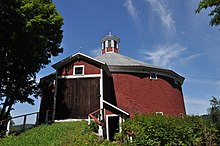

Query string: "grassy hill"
[0, 121, 117, 146]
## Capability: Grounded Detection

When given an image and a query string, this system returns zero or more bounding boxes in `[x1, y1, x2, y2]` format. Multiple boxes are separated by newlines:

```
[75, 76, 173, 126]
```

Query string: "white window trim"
[150, 73, 157, 80]
[73, 65, 84, 76]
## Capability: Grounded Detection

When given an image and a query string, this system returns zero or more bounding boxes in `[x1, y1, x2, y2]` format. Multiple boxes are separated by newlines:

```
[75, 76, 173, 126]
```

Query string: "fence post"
[45, 110, 48, 124]
[88, 116, 91, 125]
[36, 112, 39, 125]
[23, 115, 27, 131]
[6, 119, 11, 136]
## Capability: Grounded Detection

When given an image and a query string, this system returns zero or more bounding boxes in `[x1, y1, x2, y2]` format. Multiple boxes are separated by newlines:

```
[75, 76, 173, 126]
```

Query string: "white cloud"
[181, 53, 204, 63]
[124, 0, 141, 26]
[90, 47, 101, 57]
[144, 43, 186, 68]
[144, 0, 176, 39]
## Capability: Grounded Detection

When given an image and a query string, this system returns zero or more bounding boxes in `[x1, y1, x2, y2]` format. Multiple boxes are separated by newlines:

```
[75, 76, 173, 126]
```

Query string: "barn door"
[74, 78, 100, 118]
[55, 77, 100, 119]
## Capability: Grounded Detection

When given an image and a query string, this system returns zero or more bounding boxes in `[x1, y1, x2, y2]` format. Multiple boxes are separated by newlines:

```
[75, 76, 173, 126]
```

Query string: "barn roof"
[95, 53, 185, 85]
[95, 52, 159, 67]
[52, 52, 106, 69]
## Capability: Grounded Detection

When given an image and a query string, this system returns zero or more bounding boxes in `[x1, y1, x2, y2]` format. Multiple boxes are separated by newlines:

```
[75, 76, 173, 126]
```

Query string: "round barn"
[39, 33, 186, 140]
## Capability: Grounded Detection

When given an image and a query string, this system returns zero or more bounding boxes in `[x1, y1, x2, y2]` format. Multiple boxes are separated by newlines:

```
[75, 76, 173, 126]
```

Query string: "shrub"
[116, 114, 218, 146]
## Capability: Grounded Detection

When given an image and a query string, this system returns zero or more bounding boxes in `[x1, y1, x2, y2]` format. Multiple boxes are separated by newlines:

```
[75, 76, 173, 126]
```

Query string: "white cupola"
[101, 32, 120, 54]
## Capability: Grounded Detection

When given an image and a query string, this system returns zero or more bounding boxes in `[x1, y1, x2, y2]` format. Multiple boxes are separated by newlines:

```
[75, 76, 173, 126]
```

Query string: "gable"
[58, 59, 101, 76]
[52, 52, 111, 77]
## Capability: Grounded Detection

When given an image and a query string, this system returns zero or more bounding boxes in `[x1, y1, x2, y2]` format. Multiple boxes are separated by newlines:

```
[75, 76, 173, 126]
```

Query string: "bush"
[116, 114, 218, 146]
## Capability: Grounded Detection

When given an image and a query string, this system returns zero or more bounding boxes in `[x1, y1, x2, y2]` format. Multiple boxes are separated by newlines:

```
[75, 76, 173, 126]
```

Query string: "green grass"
[0, 121, 117, 146]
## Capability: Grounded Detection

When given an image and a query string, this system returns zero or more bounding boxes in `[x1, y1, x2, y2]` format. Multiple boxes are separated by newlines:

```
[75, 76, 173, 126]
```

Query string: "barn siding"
[58, 60, 100, 76]
[112, 73, 185, 116]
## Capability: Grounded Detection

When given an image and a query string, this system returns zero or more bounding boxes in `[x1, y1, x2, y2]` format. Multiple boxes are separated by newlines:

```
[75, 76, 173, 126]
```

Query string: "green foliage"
[207, 96, 220, 144]
[116, 114, 217, 146]
[196, 0, 220, 27]
[89, 120, 99, 133]
[208, 96, 220, 128]
[0, 0, 63, 118]
[0, 121, 116, 146]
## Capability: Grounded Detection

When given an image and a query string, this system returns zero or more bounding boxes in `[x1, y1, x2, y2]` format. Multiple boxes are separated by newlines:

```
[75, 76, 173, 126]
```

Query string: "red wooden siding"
[58, 60, 100, 76]
[112, 73, 186, 117]
[55, 77, 100, 119]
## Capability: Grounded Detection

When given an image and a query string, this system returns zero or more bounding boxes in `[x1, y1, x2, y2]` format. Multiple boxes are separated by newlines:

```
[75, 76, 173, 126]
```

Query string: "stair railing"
[88, 109, 103, 125]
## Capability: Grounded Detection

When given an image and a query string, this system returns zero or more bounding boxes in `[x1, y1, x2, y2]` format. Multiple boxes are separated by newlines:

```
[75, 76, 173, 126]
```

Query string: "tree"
[196, 0, 220, 28]
[0, 0, 63, 120]
[208, 96, 220, 129]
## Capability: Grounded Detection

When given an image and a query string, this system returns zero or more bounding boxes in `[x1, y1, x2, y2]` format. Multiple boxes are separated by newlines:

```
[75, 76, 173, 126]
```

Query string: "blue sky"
[12, 0, 220, 119]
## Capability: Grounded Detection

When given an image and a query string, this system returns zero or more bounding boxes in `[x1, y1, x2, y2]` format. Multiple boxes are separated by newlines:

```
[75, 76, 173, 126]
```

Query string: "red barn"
[39, 33, 185, 140]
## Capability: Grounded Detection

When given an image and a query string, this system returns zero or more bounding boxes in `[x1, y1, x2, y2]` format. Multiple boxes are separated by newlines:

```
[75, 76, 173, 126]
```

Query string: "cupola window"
[150, 73, 157, 80]
[108, 40, 111, 47]
[114, 40, 117, 48]
[74, 65, 84, 75]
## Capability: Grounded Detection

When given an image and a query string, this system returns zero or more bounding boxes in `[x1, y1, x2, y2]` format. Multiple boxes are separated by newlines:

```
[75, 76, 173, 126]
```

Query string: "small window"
[174, 79, 178, 85]
[108, 40, 111, 47]
[156, 112, 163, 115]
[103, 42, 105, 49]
[150, 73, 157, 80]
[74, 65, 84, 75]
[114, 40, 117, 48]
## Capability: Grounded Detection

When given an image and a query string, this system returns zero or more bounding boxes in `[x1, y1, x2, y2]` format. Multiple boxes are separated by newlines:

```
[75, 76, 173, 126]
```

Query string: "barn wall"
[103, 71, 117, 105]
[58, 60, 100, 76]
[112, 73, 186, 116]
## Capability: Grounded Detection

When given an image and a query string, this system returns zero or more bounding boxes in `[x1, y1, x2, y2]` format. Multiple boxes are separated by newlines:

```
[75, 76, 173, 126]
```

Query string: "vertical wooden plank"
[6, 120, 11, 136]
[36, 113, 39, 125]
[23, 115, 27, 131]
[45, 110, 48, 124]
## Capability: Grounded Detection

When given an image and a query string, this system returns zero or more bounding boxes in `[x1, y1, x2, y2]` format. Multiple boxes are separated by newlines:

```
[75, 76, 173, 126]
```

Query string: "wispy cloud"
[145, 0, 176, 39]
[144, 43, 186, 68]
[124, 0, 141, 26]
[90, 47, 101, 57]
[184, 96, 209, 115]
[216, 80, 220, 90]
[185, 96, 209, 106]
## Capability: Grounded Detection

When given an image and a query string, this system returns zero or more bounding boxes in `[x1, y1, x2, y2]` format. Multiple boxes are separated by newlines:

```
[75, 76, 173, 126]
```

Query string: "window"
[108, 40, 111, 47]
[74, 65, 84, 75]
[174, 79, 178, 85]
[114, 40, 117, 48]
[103, 42, 105, 49]
[150, 73, 157, 80]
[156, 112, 163, 115]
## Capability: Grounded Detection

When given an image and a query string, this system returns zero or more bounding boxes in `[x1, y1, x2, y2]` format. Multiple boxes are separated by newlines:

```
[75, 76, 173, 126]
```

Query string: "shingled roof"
[96, 53, 185, 85]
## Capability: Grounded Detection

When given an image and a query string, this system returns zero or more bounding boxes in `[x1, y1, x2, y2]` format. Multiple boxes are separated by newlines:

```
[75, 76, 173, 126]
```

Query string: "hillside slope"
[0, 121, 116, 146]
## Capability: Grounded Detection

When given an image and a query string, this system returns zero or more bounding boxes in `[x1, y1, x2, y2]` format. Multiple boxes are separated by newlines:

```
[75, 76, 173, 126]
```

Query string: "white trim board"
[57, 74, 101, 79]
[102, 100, 129, 116]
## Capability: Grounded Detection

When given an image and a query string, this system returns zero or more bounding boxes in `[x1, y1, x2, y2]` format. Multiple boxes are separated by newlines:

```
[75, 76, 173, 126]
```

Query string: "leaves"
[196, 0, 220, 27]
[0, 0, 63, 118]
[116, 114, 217, 146]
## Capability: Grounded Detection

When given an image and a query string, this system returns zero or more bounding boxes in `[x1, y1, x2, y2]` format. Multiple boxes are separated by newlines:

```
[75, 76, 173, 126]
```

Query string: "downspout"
[52, 70, 58, 122]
